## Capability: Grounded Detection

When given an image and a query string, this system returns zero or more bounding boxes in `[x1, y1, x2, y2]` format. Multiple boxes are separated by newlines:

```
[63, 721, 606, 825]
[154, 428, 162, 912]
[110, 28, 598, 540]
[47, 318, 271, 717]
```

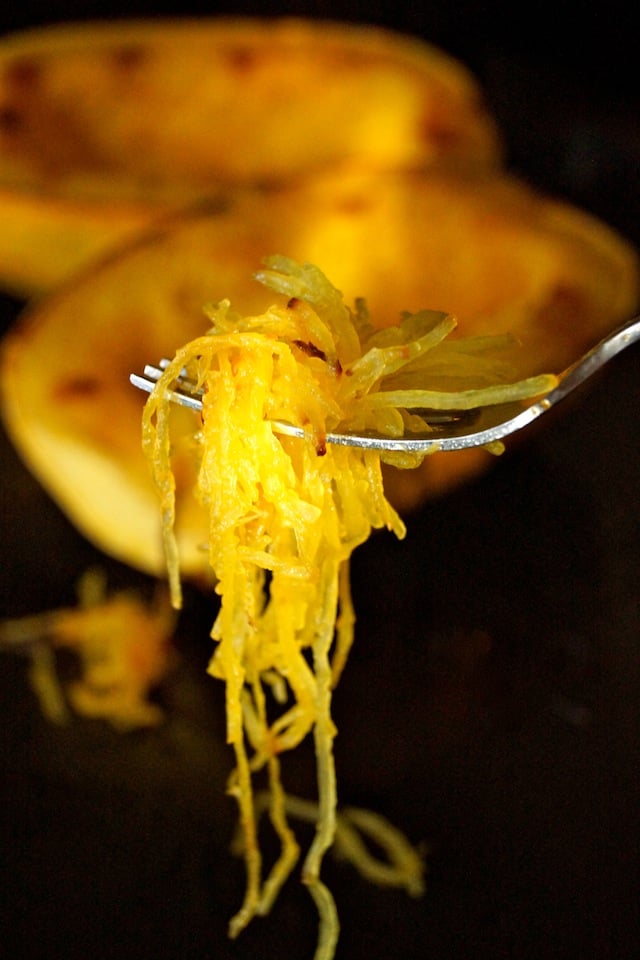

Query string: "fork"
[130, 315, 640, 453]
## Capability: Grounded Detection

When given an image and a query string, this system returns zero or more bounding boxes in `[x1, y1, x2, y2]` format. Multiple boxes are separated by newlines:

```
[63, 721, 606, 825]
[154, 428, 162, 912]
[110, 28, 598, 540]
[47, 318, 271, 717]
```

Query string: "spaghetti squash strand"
[244, 669, 302, 917]
[331, 561, 356, 689]
[257, 749, 301, 916]
[227, 735, 262, 939]
[302, 556, 340, 960]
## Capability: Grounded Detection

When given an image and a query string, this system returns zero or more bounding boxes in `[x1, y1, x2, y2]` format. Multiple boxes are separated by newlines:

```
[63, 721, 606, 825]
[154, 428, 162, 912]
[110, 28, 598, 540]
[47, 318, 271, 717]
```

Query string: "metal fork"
[130, 315, 640, 453]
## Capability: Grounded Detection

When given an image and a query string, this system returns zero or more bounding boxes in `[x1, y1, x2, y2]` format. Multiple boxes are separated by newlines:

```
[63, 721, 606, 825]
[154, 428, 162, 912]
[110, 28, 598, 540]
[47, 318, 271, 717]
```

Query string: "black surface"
[1, 4, 639, 959]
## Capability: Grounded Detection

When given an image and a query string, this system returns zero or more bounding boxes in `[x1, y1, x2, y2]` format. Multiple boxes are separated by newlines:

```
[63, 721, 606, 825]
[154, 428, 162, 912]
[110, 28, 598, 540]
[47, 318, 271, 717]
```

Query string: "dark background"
[1, 3, 639, 959]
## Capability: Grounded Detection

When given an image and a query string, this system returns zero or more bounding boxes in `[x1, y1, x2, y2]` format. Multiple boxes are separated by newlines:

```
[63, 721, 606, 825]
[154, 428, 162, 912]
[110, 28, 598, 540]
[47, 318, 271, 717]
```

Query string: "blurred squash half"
[0, 16, 501, 297]
[1, 168, 637, 577]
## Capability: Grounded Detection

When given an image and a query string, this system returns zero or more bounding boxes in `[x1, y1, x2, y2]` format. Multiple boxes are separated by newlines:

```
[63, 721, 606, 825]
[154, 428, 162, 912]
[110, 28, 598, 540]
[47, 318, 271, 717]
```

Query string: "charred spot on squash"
[110, 44, 149, 72]
[52, 377, 103, 401]
[538, 286, 588, 327]
[334, 192, 374, 217]
[420, 107, 463, 151]
[0, 105, 23, 135]
[3, 56, 43, 90]
[0, 57, 42, 139]
[222, 44, 259, 74]
[292, 339, 328, 362]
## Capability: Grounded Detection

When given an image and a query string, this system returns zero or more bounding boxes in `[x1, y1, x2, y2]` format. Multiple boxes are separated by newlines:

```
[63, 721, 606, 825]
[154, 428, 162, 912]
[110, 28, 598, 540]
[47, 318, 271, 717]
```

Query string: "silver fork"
[130, 315, 640, 453]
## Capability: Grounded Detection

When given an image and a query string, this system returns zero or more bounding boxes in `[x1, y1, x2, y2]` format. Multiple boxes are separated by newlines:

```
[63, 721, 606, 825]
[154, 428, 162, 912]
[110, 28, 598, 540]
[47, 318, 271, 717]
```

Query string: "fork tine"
[129, 370, 204, 411]
[150, 359, 204, 394]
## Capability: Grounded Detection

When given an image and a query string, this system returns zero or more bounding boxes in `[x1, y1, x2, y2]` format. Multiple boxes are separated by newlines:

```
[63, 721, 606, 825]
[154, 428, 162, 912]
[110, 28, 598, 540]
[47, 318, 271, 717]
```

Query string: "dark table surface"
[1, 4, 639, 959]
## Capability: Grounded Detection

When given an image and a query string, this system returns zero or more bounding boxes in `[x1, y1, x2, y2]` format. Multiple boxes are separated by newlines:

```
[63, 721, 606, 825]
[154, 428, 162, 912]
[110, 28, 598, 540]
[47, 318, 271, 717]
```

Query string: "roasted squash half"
[2, 168, 636, 576]
[0, 17, 502, 296]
